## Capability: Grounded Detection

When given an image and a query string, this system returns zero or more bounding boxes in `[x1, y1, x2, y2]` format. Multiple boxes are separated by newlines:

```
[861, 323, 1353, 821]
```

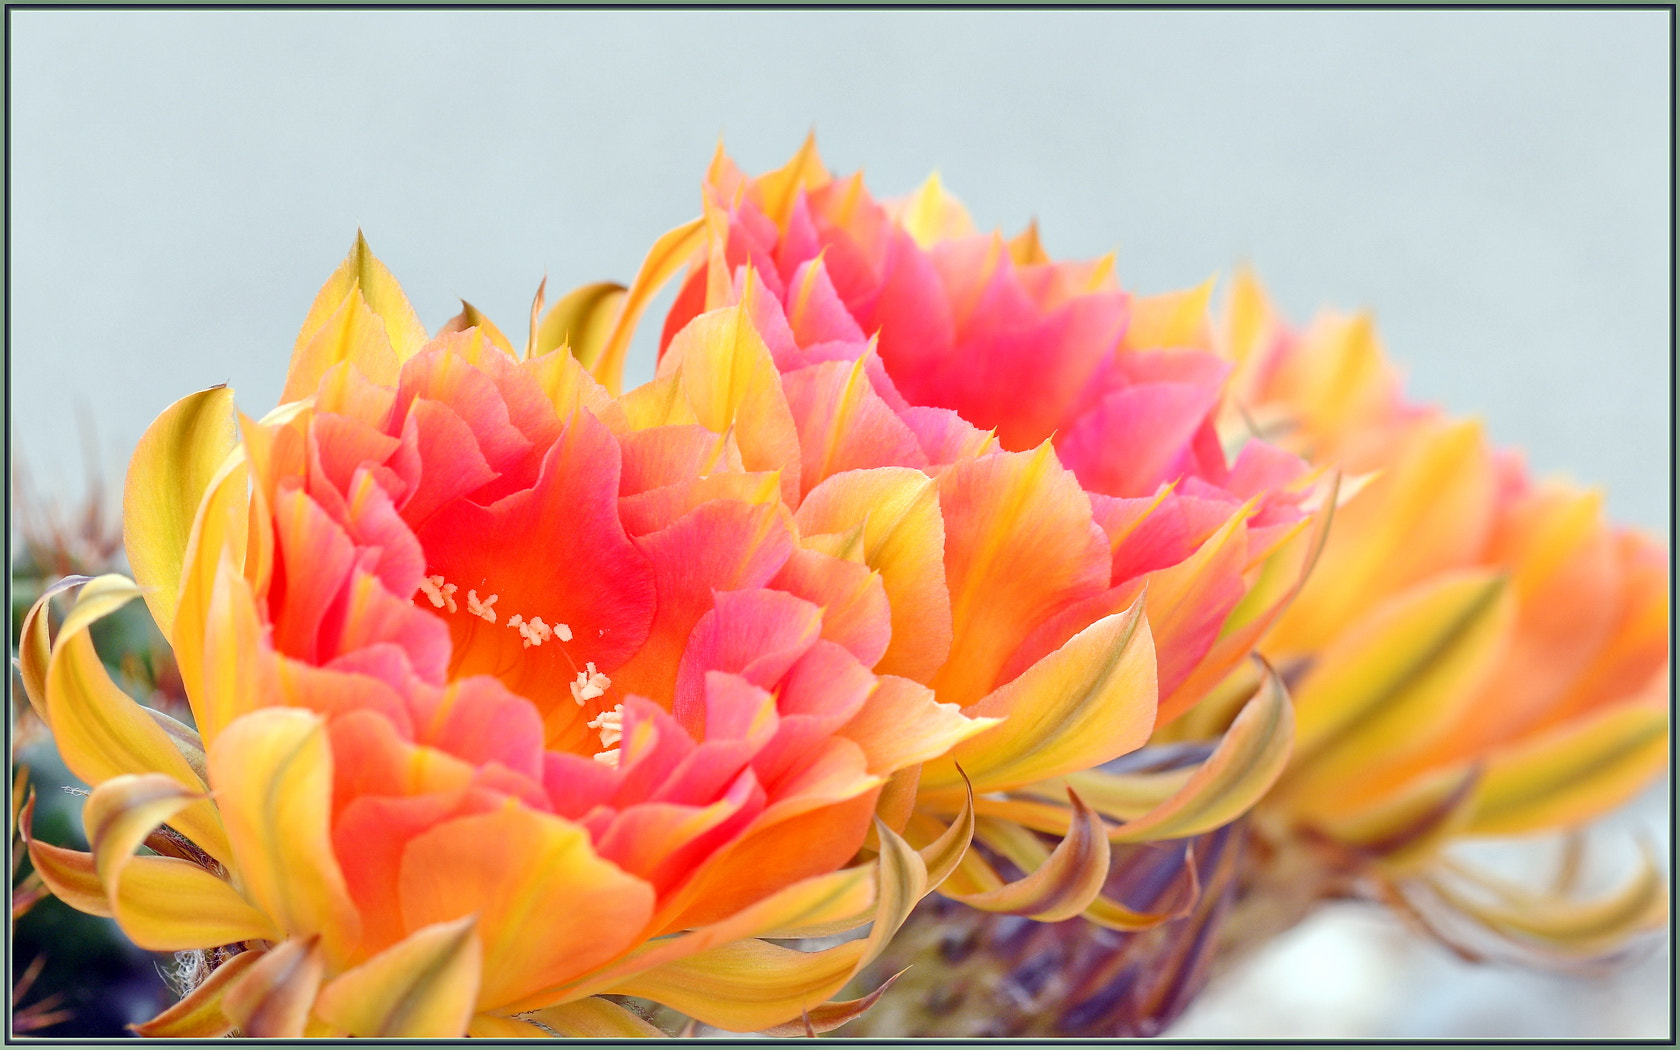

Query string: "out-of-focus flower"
[582, 139, 1333, 955]
[19, 236, 998, 1037]
[1190, 273, 1670, 959]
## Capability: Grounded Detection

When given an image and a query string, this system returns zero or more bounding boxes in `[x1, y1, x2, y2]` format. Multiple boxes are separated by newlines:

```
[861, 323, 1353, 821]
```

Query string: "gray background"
[7, 8, 1671, 1038]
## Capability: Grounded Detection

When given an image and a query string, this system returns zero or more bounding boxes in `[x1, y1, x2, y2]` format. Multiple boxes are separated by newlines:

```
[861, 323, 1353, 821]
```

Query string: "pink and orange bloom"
[20, 237, 996, 1037]
[16, 136, 1665, 1039]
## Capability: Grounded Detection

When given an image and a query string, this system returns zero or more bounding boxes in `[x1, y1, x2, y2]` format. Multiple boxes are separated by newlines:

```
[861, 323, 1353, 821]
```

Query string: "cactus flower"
[19, 236, 996, 1037]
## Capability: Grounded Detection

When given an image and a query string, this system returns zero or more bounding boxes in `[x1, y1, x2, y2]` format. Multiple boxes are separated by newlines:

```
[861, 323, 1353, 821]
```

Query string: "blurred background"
[7, 8, 1670, 1038]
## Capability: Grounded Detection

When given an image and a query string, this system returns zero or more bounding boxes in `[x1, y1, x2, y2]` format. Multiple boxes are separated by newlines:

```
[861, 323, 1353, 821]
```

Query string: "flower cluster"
[16, 139, 1666, 1039]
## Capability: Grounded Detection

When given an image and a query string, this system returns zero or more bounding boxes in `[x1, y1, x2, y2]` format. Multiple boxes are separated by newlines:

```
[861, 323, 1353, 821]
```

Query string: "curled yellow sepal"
[1420, 843, 1669, 959]
[29, 574, 233, 868]
[596, 821, 932, 1033]
[944, 791, 1111, 922]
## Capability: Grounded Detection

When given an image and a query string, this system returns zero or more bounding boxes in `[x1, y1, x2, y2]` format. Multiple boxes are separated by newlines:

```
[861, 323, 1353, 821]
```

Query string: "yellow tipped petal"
[593, 216, 706, 394]
[207, 709, 360, 960]
[898, 171, 977, 248]
[313, 916, 482, 1037]
[526, 997, 667, 1038]
[536, 281, 627, 367]
[284, 232, 426, 401]
[666, 302, 802, 506]
[130, 949, 262, 1038]
[436, 300, 517, 356]
[1468, 700, 1670, 836]
[122, 385, 238, 637]
[220, 937, 327, 1039]
[926, 598, 1155, 794]
[17, 575, 90, 722]
[1120, 276, 1216, 352]
[947, 793, 1111, 922]
[796, 467, 952, 681]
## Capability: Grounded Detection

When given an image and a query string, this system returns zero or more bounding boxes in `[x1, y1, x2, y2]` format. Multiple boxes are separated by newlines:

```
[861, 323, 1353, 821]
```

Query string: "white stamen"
[506, 613, 524, 629]
[592, 748, 621, 768]
[441, 583, 458, 613]
[466, 589, 499, 624]
[417, 575, 447, 609]
[570, 661, 611, 705]
[556, 623, 574, 642]
[586, 704, 624, 749]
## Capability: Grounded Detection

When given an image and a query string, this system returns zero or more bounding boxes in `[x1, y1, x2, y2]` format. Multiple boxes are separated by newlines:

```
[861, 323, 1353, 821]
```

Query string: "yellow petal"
[946, 793, 1110, 922]
[897, 171, 977, 248]
[795, 467, 952, 681]
[1283, 570, 1513, 811]
[130, 949, 262, 1037]
[20, 795, 111, 917]
[1271, 419, 1497, 654]
[1120, 276, 1216, 352]
[593, 216, 706, 394]
[838, 676, 997, 774]
[122, 385, 238, 637]
[925, 597, 1155, 794]
[526, 997, 666, 1038]
[666, 301, 802, 506]
[1468, 700, 1670, 836]
[221, 937, 327, 1038]
[44, 576, 232, 867]
[521, 341, 624, 428]
[16, 575, 88, 723]
[283, 231, 426, 401]
[109, 852, 278, 950]
[170, 454, 256, 734]
[536, 281, 627, 367]
[313, 916, 482, 1037]
[436, 300, 517, 356]
[207, 709, 360, 961]
[1426, 845, 1668, 957]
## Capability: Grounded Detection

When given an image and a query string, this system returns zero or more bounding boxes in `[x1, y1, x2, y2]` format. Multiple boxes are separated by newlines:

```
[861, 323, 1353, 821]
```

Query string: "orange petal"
[396, 805, 655, 1014]
[931, 442, 1110, 708]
